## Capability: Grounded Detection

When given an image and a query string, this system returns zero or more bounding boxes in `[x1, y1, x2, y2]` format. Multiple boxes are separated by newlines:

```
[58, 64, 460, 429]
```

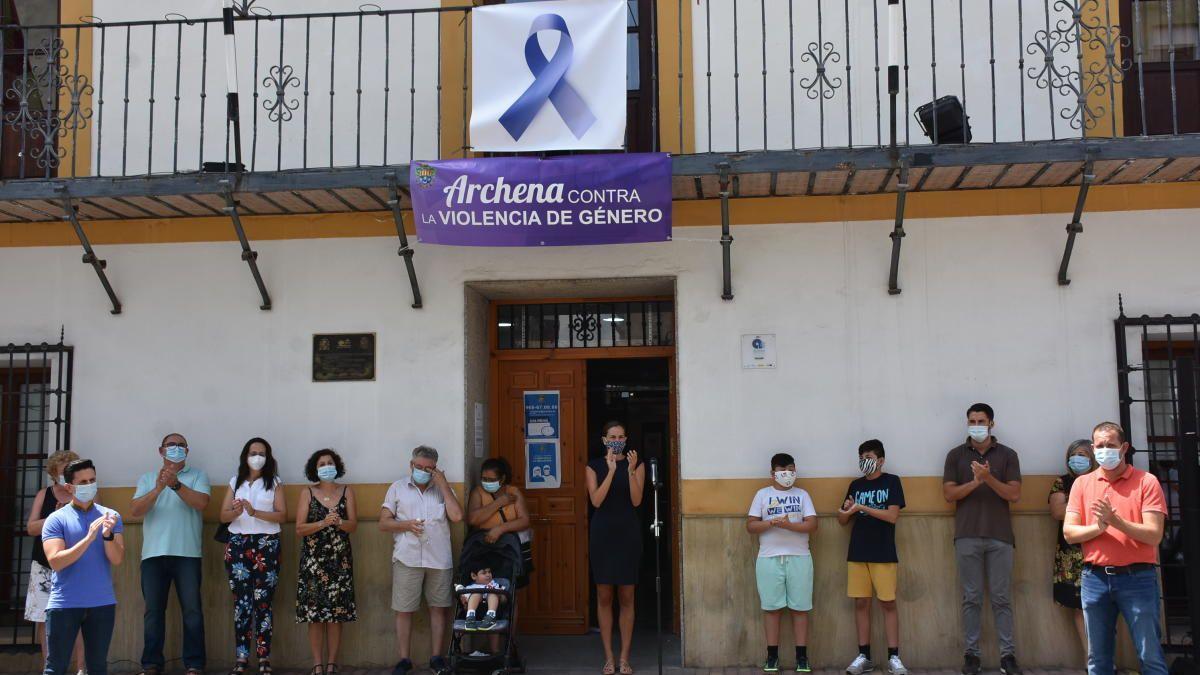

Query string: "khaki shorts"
[391, 560, 453, 612]
[847, 562, 898, 601]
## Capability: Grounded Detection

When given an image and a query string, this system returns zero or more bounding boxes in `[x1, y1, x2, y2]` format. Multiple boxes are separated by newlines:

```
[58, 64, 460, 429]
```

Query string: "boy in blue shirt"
[41, 459, 124, 675]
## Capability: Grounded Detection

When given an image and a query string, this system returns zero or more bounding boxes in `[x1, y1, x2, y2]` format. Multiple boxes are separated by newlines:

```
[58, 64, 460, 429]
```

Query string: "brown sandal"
[601, 660, 615, 675]
[619, 661, 634, 675]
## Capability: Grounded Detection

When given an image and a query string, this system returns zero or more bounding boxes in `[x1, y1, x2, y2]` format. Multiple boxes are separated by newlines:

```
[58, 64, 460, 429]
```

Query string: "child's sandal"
[258, 660, 272, 675]
[230, 661, 249, 675]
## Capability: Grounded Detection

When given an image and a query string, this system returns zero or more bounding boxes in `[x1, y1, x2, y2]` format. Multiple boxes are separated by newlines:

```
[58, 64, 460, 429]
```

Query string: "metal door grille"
[0, 339, 72, 650]
[496, 300, 675, 350]
[1115, 309, 1200, 661]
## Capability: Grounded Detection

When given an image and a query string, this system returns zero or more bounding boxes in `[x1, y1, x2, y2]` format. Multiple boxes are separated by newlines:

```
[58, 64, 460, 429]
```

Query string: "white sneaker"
[888, 655, 908, 675]
[846, 654, 875, 675]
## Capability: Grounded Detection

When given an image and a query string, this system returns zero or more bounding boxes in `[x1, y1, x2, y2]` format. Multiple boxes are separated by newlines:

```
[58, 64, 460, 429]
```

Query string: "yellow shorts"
[847, 562, 898, 601]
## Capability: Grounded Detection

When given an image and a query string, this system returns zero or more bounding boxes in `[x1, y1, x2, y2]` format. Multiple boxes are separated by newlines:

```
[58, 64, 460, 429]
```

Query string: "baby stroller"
[444, 529, 525, 675]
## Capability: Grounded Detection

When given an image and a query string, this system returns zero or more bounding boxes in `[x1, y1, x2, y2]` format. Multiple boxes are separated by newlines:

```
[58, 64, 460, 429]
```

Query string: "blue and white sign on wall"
[471, 0, 626, 152]
[523, 390, 561, 489]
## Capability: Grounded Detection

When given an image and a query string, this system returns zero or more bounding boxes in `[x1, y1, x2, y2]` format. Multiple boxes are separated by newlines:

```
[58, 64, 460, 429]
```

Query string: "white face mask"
[773, 470, 796, 488]
[247, 455, 267, 471]
[968, 425, 990, 443]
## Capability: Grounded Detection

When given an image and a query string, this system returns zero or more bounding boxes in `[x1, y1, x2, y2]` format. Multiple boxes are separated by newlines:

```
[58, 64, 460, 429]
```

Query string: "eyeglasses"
[164, 444, 188, 450]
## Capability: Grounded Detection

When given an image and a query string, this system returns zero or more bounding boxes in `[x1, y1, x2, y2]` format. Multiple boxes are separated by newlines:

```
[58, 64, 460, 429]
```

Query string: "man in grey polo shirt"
[943, 403, 1022, 675]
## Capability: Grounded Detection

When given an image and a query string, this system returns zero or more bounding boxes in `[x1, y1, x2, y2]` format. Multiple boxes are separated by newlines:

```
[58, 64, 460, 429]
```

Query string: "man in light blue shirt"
[42, 458, 124, 675]
[130, 433, 211, 675]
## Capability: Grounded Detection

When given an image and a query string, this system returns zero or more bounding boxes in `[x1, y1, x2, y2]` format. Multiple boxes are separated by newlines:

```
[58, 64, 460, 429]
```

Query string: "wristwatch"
[169, 481, 182, 491]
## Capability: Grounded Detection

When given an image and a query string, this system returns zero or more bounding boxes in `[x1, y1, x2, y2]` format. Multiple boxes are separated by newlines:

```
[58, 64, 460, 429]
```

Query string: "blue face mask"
[967, 426, 990, 443]
[1094, 447, 1122, 471]
[412, 467, 432, 485]
[73, 482, 98, 503]
[316, 465, 338, 482]
[604, 440, 626, 455]
[482, 480, 502, 494]
[164, 445, 187, 464]
[1067, 455, 1092, 474]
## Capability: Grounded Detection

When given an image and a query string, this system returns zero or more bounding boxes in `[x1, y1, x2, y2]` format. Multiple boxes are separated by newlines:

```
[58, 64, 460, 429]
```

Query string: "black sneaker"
[1000, 654, 1022, 675]
[390, 659, 413, 675]
[480, 615, 497, 630]
[962, 654, 982, 675]
[465, 617, 479, 631]
[762, 655, 780, 672]
[795, 656, 812, 673]
[429, 655, 449, 674]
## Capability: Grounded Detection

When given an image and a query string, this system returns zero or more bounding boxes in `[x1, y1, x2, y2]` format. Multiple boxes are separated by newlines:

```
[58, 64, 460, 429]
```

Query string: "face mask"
[412, 467, 432, 485]
[604, 440, 626, 455]
[164, 445, 187, 464]
[859, 457, 879, 476]
[968, 426, 990, 443]
[1094, 447, 1122, 471]
[482, 480, 502, 494]
[55, 475, 66, 486]
[73, 482, 98, 503]
[773, 471, 796, 488]
[1067, 455, 1092, 474]
[316, 465, 338, 482]
[247, 455, 267, 471]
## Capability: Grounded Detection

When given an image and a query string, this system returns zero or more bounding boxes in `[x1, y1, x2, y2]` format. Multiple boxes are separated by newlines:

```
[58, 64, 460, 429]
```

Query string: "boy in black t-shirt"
[837, 440, 907, 675]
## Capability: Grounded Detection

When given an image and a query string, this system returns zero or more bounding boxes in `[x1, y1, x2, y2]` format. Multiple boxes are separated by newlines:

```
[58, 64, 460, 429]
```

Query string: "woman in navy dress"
[586, 421, 645, 675]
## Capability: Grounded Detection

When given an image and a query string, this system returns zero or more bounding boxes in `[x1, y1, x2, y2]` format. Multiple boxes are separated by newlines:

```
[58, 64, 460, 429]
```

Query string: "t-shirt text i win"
[748, 486, 818, 558]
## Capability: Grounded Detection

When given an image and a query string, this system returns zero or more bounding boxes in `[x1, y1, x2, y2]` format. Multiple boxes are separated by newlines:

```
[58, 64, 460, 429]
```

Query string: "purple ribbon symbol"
[499, 13, 597, 141]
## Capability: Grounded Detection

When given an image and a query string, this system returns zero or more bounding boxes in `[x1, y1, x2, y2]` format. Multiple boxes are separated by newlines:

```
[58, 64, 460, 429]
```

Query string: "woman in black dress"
[586, 421, 645, 675]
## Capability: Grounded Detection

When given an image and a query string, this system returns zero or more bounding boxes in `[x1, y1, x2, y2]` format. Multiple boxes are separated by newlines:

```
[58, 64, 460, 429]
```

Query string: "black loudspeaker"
[201, 161, 246, 173]
[915, 95, 972, 144]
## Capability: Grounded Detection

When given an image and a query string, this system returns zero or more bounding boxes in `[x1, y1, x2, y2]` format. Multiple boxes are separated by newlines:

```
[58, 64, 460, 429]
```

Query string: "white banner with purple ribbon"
[470, 0, 626, 152]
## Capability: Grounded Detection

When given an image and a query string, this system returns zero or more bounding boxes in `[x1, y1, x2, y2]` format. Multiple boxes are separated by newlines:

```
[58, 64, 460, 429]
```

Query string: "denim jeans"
[1081, 566, 1169, 675]
[44, 605, 115, 675]
[954, 537, 1016, 657]
[141, 556, 206, 670]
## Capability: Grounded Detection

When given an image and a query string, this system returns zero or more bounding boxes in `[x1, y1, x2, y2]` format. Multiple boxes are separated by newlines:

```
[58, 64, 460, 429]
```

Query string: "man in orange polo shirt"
[1064, 421, 1168, 675]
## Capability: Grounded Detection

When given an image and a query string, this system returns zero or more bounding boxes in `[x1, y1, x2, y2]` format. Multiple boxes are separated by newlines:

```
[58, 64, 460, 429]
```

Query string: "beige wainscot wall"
[679, 476, 1139, 669]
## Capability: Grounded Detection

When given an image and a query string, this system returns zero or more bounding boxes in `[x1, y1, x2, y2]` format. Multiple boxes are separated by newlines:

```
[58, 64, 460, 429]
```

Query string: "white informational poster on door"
[470, 0, 626, 151]
[523, 390, 561, 489]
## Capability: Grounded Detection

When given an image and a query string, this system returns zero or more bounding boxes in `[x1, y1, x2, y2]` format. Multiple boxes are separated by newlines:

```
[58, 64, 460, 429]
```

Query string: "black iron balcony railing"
[0, 0, 1196, 182]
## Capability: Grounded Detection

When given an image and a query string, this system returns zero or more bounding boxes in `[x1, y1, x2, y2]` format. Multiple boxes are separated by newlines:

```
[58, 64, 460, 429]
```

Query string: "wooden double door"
[494, 358, 591, 634]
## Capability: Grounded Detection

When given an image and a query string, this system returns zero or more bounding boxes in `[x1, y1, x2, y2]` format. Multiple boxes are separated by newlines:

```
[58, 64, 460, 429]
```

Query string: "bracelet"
[102, 531, 115, 541]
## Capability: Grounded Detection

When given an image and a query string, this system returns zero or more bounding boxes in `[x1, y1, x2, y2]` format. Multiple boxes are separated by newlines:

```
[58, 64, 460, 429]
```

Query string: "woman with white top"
[219, 438, 287, 675]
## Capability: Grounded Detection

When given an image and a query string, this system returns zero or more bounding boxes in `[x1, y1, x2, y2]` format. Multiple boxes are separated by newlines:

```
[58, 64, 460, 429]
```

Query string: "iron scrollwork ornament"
[1025, 0, 1130, 131]
[262, 64, 300, 122]
[3, 36, 94, 171]
[799, 40, 843, 101]
[571, 312, 599, 344]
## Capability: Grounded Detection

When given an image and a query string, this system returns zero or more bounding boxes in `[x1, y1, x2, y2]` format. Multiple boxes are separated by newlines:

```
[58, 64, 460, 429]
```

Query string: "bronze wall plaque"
[313, 333, 376, 382]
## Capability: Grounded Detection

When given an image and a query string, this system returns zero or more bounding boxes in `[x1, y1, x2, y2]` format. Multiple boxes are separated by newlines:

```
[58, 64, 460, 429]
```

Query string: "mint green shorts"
[755, 555, 814, 611]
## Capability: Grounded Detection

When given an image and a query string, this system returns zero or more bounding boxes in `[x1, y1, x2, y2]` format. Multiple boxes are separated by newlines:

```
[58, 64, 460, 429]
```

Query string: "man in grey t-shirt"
[942, 403, 1022, 675]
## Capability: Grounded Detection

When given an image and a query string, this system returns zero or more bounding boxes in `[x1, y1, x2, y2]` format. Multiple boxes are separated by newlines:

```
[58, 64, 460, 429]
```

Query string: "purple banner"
[409, 153, 672, 246]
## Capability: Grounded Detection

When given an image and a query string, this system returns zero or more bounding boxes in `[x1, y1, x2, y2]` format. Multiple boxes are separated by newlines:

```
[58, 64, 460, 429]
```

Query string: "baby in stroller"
[458, 565, 507, 631]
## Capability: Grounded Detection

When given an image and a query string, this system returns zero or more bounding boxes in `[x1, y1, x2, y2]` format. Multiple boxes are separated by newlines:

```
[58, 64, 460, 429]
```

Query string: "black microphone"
[649, 458, 659, 486]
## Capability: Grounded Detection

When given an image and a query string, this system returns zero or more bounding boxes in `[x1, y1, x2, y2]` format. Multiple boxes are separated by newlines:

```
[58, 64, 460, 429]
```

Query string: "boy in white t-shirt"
[747, 452, 818, 674]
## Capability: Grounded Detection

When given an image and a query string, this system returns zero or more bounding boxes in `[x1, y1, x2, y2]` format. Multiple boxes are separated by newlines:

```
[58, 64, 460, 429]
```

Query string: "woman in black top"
[25, 450, 84, 672]
[585, 421, 645, 675]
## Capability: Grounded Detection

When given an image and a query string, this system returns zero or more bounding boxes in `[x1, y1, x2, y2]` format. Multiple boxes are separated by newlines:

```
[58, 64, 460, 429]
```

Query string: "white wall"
[1, 208, 1197, 486]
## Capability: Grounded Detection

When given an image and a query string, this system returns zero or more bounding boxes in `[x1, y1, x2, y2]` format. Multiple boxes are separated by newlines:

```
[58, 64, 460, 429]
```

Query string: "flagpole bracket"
[1058, 160, 1094, 286]
[718, 162, 734, 301]
[387, 172, 424, 309]
[57, 187, 122, 315]
[220, 181, 272, 310]
[888, 161, 909, 296]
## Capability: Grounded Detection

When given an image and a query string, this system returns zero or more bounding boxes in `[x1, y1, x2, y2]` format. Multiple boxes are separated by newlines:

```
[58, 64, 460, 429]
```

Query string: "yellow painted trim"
[439, 1, 472, 159]
[95, 481, 466, 523]
[657, 0, 695, 155]
[682, 475, 1060, 517]
[3, 182, 1200, 248]
[57, 0, 94, 177]
[1082, 0, 1125, 138]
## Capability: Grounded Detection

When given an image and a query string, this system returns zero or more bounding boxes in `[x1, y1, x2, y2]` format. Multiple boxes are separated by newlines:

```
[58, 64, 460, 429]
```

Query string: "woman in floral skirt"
[296, 449, 358, 675]
[220, 438, 287, 675]
[1048, 438, 1095, 663]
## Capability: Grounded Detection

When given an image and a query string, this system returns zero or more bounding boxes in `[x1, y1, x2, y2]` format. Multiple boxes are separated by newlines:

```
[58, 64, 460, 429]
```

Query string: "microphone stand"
[649, 458, 663, 675]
